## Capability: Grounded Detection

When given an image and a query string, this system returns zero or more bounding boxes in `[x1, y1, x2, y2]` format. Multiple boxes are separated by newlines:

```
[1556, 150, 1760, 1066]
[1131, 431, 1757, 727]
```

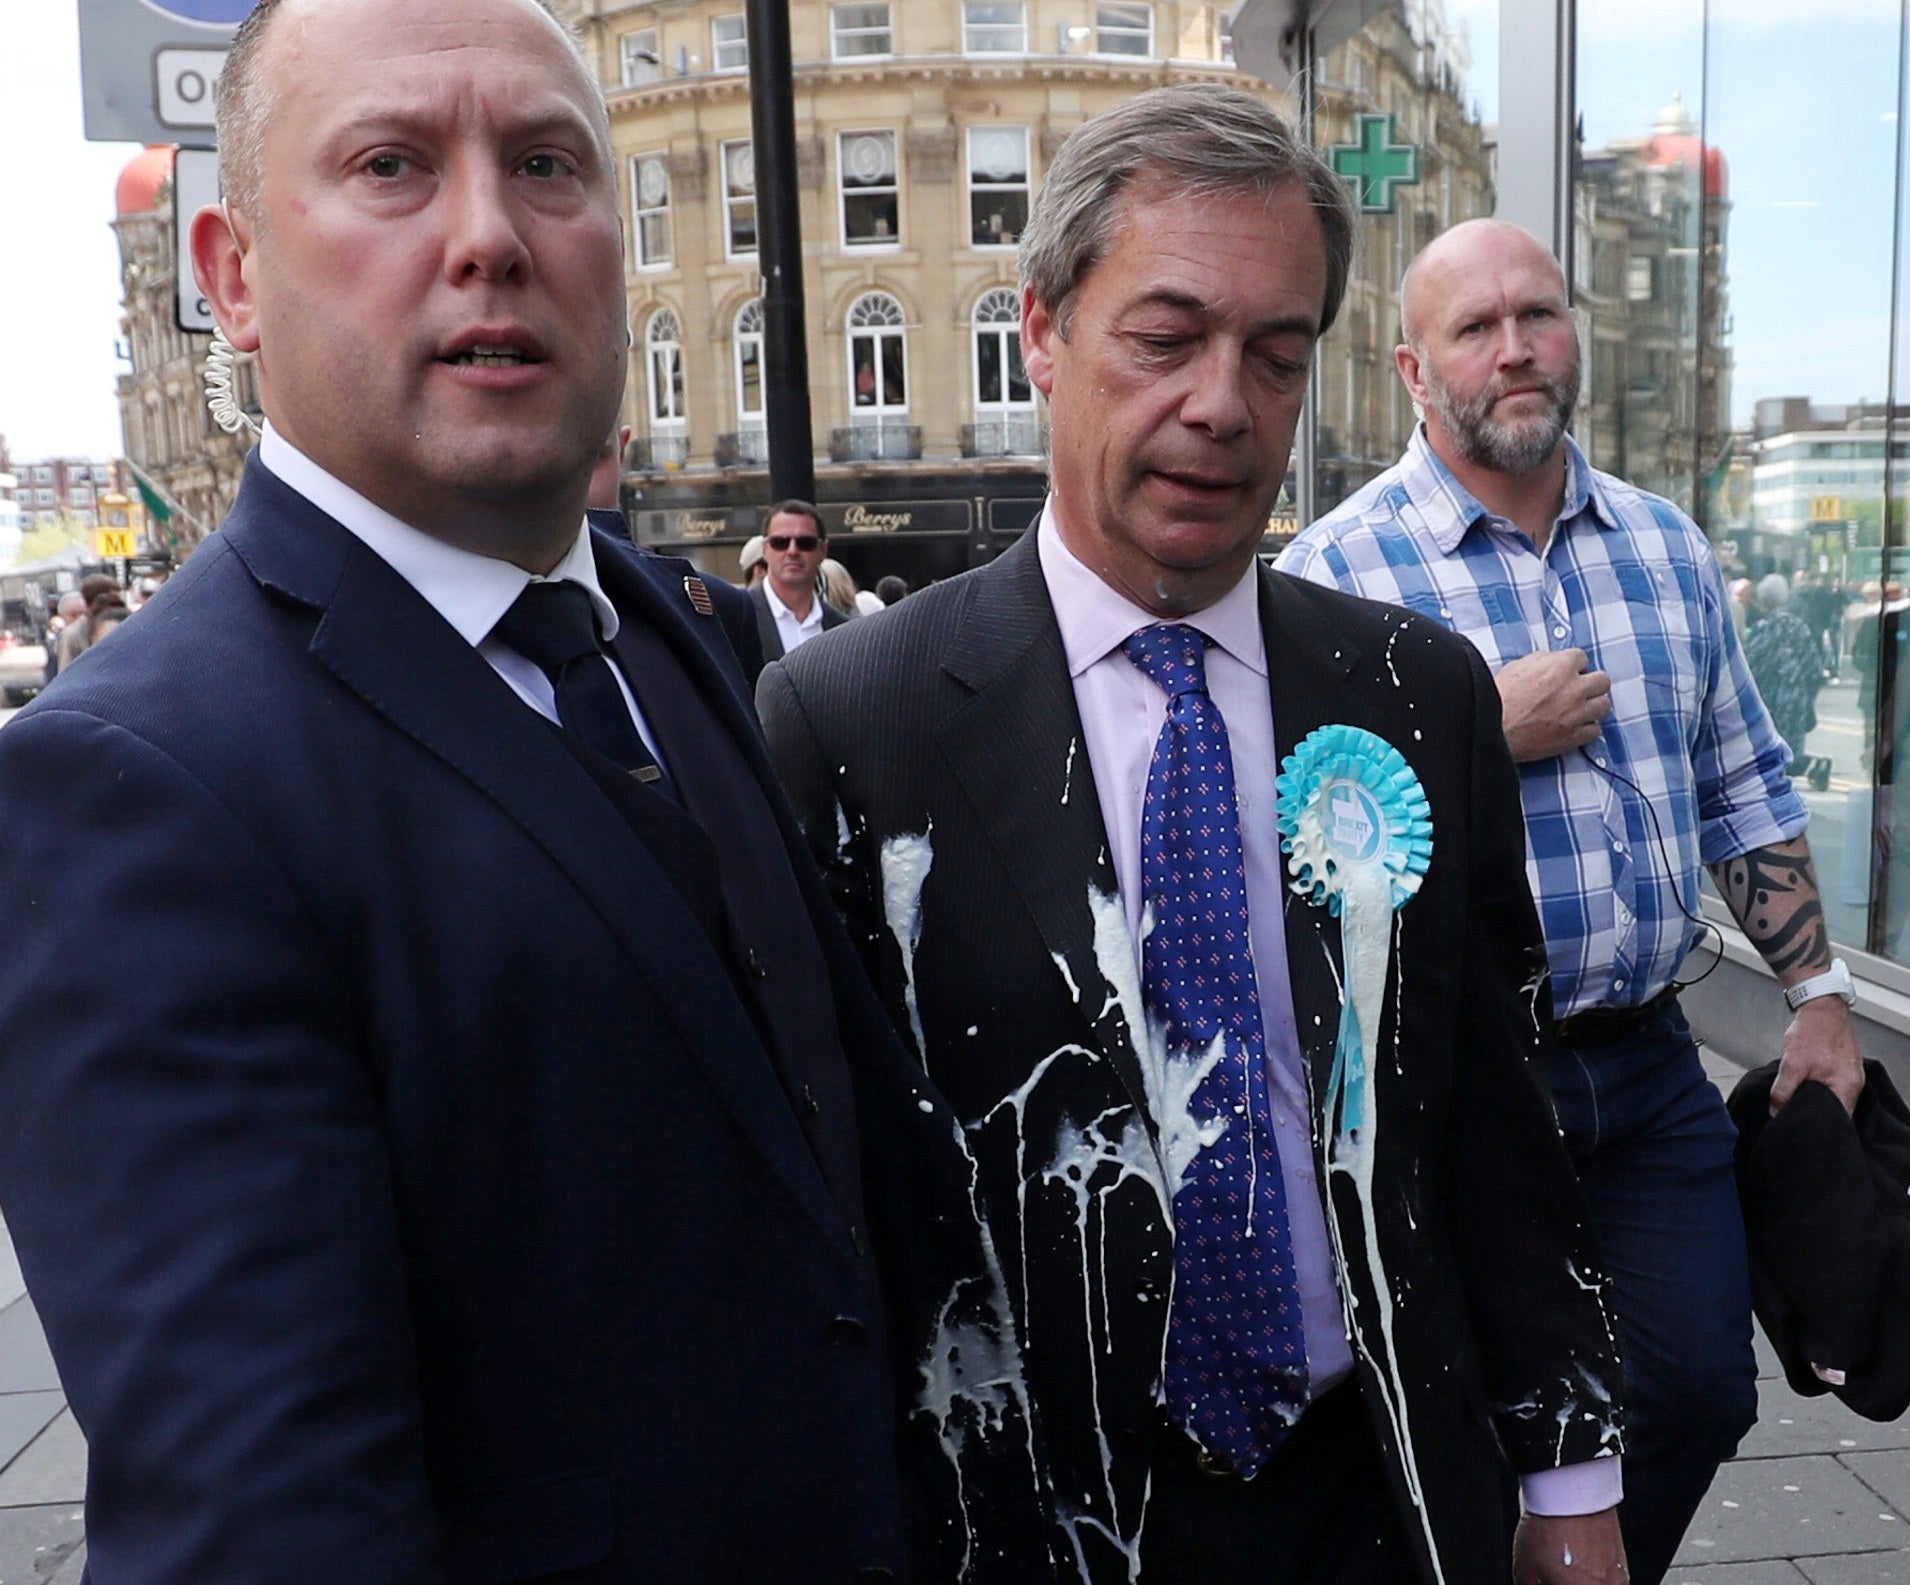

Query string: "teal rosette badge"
[1275, 725, 1433, 1140]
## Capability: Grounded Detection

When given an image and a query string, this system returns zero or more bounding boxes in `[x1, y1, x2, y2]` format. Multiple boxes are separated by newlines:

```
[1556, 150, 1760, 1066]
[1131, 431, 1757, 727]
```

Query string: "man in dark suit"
[750, 498, 850, 662]
[761, 85, 1627, 1585]
[587, 421, 765, 687]
[0, 1, 1040, 1580]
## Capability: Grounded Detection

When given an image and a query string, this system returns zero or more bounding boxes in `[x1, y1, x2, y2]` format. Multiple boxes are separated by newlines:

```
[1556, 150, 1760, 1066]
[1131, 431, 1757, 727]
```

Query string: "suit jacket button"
[828, 1315, 871, 1348]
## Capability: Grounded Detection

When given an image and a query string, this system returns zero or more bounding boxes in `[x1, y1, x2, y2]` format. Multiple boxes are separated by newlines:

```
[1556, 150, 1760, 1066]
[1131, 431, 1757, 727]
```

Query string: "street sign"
[77, 0, 244, 147]
[1811, 495, 1844, 523]
[173, 148, 221, 334]
[96, 530, 139, 559]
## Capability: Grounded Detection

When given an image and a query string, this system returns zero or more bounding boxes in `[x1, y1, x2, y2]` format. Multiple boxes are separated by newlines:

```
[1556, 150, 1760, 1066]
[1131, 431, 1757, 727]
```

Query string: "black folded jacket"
[1728, 1058, 1910, 1422]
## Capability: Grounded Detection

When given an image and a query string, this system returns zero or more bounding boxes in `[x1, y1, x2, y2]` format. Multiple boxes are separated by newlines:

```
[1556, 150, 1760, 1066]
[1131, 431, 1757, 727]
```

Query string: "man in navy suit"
[0, 1, 1041, 1580]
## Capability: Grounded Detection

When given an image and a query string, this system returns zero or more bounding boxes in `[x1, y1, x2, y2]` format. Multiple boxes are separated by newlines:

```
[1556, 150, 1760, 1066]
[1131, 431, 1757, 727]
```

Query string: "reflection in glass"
[1578, 4, 1906, 962]
[1306, 11, 1494, 523]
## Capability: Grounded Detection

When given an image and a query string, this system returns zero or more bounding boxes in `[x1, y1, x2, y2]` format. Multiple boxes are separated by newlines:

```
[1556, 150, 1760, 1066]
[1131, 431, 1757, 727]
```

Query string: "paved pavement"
[0, 1047, 1903, 1582]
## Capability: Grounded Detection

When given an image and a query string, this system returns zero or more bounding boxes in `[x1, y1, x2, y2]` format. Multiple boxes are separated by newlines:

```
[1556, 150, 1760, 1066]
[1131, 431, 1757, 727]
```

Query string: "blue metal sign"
[79, 0, 245, 145]
[136, 0, 254, 23]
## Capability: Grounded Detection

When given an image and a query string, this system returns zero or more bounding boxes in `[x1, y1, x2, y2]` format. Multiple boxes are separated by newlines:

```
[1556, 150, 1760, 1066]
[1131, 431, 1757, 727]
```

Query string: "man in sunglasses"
[751, 499, 850, 661]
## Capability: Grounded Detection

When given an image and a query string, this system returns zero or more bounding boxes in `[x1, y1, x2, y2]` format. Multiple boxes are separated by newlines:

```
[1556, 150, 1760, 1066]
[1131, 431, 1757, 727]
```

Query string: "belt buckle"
[1193, 1446, 1237, 1481]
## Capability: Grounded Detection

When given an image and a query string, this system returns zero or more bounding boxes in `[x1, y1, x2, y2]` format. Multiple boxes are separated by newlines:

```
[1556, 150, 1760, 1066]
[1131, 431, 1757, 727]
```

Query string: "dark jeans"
[1549, 1001, 1758, 1585]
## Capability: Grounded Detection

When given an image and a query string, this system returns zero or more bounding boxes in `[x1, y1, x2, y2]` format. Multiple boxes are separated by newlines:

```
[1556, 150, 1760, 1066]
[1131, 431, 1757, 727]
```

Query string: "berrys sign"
[79, 0, 247, 148]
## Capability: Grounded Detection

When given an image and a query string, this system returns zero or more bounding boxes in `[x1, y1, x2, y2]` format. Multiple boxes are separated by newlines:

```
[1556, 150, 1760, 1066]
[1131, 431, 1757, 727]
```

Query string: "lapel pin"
[683, 575, 715, 617]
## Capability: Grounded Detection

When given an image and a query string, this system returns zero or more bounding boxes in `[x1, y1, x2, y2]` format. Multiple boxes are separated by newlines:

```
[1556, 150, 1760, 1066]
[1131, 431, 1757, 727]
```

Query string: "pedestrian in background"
[748, 499, 848, 659]
[1744, 574, 1830, 791]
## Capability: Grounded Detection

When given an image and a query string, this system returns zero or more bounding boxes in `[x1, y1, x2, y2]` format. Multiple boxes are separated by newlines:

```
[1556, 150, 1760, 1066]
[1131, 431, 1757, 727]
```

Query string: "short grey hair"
[1018, 83, 1356, 340]
[215, 0, 593, 222]
[1755, 573, 1791, 611]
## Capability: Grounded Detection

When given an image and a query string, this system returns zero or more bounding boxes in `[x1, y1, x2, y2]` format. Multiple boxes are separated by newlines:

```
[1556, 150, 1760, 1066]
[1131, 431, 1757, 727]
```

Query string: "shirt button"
[1614, 978, 1626, 991]
[1554, 625, 1568, 639]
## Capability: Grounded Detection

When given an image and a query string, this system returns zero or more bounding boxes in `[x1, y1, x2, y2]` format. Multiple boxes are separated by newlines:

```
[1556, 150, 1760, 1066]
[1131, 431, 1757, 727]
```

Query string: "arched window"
[730, 299, 768, 464]
[846, 292, 907, 422]
[645, 309, 687, 447]
[734, 299, 765, 422]
[970, 287, 1036, 454]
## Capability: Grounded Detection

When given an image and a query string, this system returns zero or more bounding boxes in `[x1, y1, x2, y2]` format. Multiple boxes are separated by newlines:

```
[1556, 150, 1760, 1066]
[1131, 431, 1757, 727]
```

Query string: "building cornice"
[603, 54, 1240, 115]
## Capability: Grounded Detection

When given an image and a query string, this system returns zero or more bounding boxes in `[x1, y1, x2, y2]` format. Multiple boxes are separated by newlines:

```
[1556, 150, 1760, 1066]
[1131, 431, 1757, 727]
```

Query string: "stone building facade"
[555, 0, 1494, 583]
[110, 144, 256, 557]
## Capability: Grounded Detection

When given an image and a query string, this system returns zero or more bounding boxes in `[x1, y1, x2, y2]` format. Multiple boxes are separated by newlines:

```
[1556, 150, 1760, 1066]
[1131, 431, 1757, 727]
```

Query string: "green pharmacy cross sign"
[1331, 113, 1421, 215]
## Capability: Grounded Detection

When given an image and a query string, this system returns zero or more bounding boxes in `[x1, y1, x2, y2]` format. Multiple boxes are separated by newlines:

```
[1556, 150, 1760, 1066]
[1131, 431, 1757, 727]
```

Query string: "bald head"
[1393, 218, 1580, 482]
[1399, 219, 1566, 348]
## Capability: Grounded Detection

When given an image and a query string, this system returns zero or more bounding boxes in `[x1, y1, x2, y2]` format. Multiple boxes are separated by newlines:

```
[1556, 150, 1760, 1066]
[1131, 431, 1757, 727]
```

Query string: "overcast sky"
[0, 0, 148, 464]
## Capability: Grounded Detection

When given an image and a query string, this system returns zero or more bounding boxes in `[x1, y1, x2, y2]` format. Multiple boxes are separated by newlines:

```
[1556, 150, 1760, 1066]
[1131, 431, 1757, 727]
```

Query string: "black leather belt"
[1553, 985, 1679, 1047]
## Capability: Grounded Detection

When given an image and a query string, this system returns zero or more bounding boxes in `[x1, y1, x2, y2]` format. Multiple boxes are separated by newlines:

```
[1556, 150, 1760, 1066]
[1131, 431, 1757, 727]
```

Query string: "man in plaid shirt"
[1279, 218, 1863, 1585]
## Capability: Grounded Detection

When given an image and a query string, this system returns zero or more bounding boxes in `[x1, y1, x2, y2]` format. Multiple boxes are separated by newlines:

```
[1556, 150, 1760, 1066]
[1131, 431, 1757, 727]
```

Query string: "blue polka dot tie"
[1123, 623, 1308, 1477]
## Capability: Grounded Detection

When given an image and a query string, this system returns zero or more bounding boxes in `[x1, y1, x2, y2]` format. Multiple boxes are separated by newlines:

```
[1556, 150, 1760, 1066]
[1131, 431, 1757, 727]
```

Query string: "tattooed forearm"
[1709, 837, 1832, 979]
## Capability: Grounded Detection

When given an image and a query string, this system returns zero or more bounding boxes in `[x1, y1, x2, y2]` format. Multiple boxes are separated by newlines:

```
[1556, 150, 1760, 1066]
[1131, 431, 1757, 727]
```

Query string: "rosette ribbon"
[1274, 726, 1434, 1143]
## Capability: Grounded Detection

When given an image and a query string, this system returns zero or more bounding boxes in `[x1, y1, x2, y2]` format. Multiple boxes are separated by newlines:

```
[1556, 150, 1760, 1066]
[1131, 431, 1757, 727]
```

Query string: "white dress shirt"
[258, 425, 667, 770]
[765, 579, 827, 653]
[1035, 503, 1619, 1516]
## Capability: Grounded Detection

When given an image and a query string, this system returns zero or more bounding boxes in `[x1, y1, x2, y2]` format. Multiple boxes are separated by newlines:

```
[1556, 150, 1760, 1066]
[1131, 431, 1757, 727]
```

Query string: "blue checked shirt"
[1277, 428, 1807, 1018]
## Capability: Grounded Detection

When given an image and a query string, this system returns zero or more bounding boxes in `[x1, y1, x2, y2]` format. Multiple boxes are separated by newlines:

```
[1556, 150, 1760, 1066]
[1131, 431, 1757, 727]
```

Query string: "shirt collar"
[258, 422, 615, 647]
[764, 578, 824, 630]
[1035, 498, 1267, 679]
[1403, 424, 1619, 555]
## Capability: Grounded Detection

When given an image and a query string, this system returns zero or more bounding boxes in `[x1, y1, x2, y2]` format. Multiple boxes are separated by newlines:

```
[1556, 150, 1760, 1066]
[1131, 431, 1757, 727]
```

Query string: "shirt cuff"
[1521, 1456, 1624, 1517]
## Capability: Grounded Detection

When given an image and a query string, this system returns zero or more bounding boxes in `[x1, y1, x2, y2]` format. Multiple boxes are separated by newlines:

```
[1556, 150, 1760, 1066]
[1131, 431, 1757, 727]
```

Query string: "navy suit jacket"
[0, 459, 1044, 1584]
[586, 507, 766, 688]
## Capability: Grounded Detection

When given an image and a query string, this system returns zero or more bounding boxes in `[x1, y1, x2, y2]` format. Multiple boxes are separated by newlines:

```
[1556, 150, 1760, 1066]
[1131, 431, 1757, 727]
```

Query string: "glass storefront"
[1570, 1, 1907, 968]
[1292, 0, 1910, 977]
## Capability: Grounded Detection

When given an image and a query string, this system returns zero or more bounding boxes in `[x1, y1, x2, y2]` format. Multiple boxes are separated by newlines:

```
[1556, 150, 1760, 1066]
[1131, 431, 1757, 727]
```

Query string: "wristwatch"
[1782, 958, 1857, 1011]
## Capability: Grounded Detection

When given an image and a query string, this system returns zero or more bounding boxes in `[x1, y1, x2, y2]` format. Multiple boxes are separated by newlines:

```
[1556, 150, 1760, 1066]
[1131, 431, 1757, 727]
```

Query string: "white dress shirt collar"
[1035, 497, 1267, 678]
[258, 422, 616, 645]
[764, 576, 826, 645]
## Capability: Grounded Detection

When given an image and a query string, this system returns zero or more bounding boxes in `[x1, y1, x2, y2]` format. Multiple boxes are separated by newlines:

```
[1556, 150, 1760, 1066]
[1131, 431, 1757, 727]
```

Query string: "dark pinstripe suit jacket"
[759, 530, 1624, 1585]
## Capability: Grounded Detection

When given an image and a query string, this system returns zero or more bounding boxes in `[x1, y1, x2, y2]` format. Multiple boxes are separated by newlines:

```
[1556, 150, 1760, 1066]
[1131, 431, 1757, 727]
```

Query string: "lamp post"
[746, 0, 816, 501]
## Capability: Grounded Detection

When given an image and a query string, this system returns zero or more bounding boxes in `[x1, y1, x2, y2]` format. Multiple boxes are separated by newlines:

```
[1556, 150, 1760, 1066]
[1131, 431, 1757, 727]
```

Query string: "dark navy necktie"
[494, 580, 675, 799]
[1122, 622, 1308, 1476]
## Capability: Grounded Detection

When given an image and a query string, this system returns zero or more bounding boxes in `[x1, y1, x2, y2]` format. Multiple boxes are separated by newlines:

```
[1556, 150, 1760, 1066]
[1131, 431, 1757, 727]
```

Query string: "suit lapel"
[749, 583, 785, 661]
[1260, 565, 1364, 1117]
[935, 536, 1154, 1121]
[223, 463, 853, 1261]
